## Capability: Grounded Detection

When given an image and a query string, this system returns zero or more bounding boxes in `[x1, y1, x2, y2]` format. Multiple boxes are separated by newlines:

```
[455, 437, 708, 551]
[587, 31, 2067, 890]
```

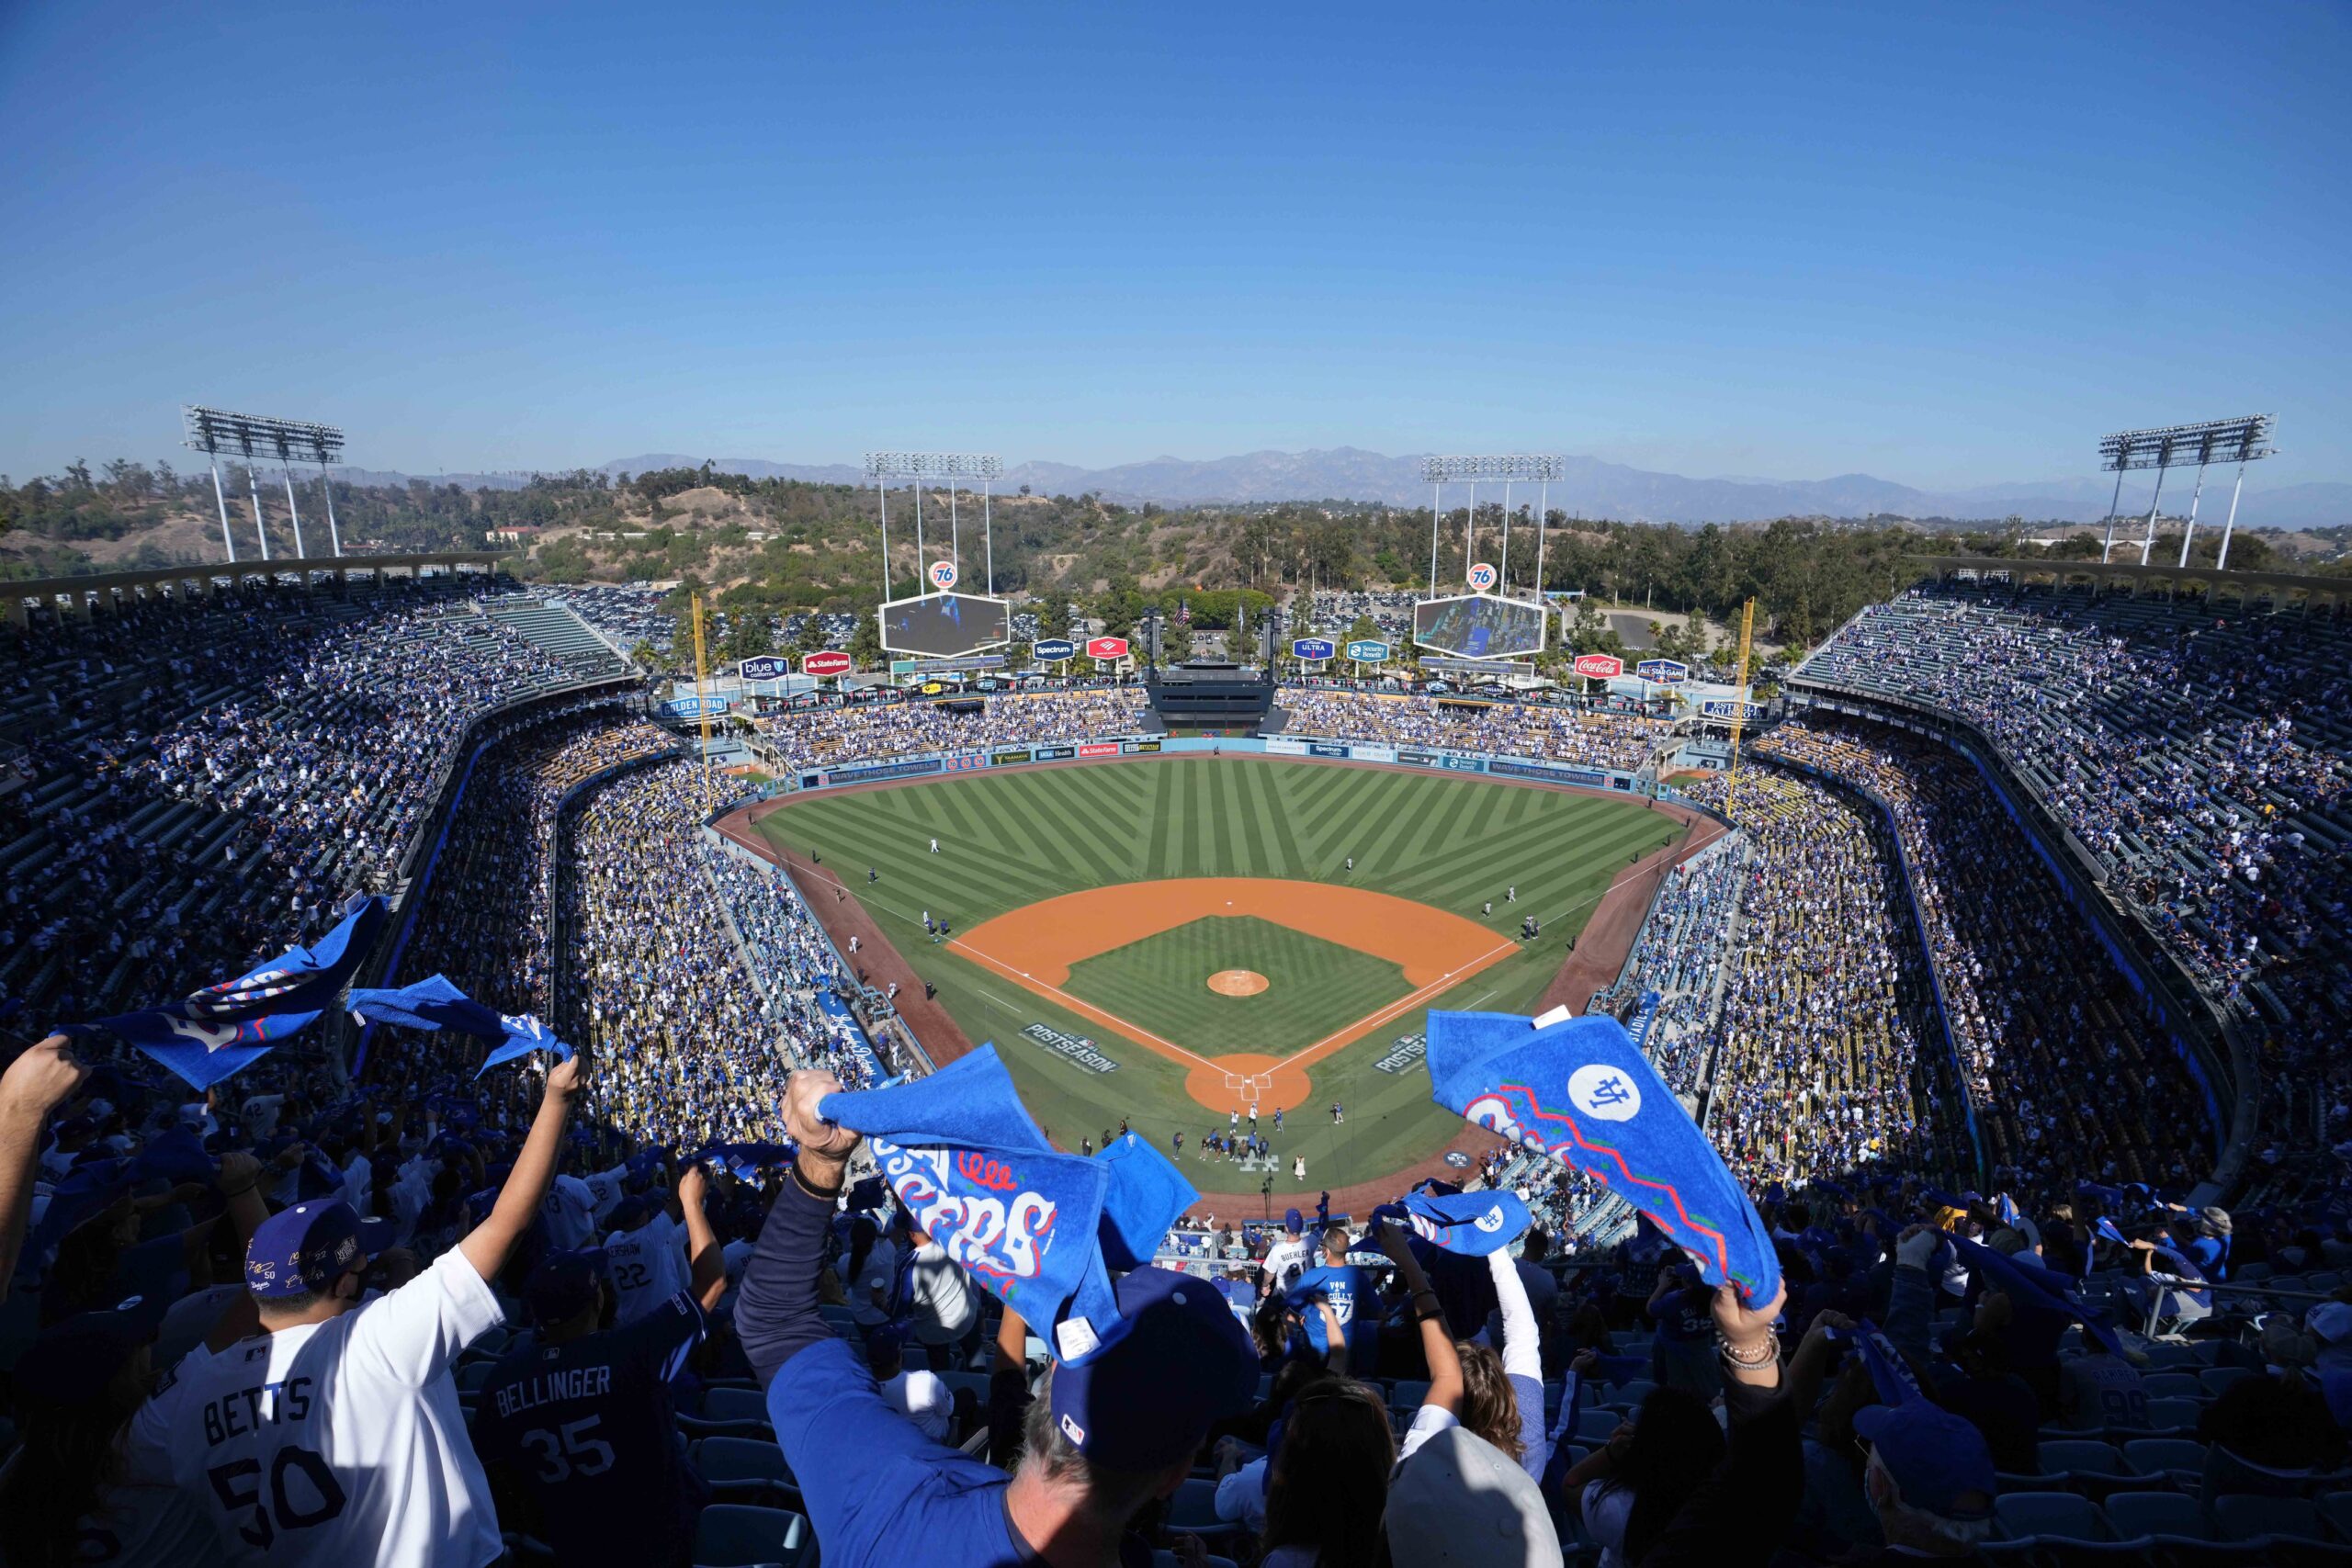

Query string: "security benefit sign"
[878, 591, 1012, 659]
[1021, 1021, 1120, 1074]
[1413, 593, 1548, 660]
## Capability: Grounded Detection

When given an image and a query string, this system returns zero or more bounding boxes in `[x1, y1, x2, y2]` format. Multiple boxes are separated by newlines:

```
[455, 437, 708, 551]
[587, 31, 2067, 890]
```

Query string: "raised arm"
[0, 1035, 88, 1301]
[458, 1051, 585, 1283]
[1378, 1223, 1462, 1415]
[678, 1163, 727, 1312]
[737, 1068, 860, 1388]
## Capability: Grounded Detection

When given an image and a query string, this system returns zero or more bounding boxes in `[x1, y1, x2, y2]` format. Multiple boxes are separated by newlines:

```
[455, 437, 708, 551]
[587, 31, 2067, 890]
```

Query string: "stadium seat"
[2038, 1439, 2136, 1493]
[1164, 1477, 1238, 1539]
[2199, 1366, 2257, 1398]
[2122, 1438, 2210, 1485]
[2144, 1397, 2204, 1433]
[2102, 1491, 2218, 1544]
[1389, 1379, 1431, 1411]
[1576, 1409, 1622, 1443]
[692, 1504, 813, 1568]
[2143, 1343, 2202, 1370]
[456, 1359, 498, 1392]
[939, 1370, 991, 1403]
[1994, 1490, 2119, 1544]
[696, 1436, 795, 1488]
[2143, 1372, 2205, 1400]
[2211, 1494, 2337, 1549]
[1153, 1552, 1238, 1568]
[2322, 1495, 2352, 1543]
[703, 1387, 772, 1425]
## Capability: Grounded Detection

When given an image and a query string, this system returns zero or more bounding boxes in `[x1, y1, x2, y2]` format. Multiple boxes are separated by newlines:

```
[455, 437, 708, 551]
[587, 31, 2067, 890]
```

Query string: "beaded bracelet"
[1719, 1337, 1779, 1368]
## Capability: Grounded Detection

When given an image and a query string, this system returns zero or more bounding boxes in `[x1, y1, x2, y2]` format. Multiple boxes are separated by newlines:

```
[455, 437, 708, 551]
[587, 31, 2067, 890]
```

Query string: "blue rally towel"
[820, 1045, 1117, 1358]
[1942, 1230, 2120, 1356]
[1426, 1010, 1781, 1306]
[1849, 1317, 1928, 1405]
[1094, 1131, 1199, 1271]
[345, 975, 576, 1077]
[1401, 1189, 1532, 1257]
[62, 897, 388, 1089]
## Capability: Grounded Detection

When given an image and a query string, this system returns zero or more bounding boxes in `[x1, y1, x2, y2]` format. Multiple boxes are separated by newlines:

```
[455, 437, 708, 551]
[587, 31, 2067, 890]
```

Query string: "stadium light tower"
[1418, 455, 1566, 592]
[863, 453, 1007, 592]
[185, 405, 348, 563]
[2096, 415, 2276, 569]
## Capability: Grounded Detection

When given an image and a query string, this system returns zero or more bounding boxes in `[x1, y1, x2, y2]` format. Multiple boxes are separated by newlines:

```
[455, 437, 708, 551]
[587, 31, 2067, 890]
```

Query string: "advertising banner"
[942, 753, 986, 773]
[1488, 759, 1611, 788]
[1021, 1022, 1119, 1075]
[1035, 745, 1076, 761]
[990, 749, 1035, 765]
[1634, 658, 1688, 683]
[1572, 653, 1625, 679]
[739, 656, 792, 681]
[1078, 742, 1120, 758]
[1263, 736, 1311, 756]
[1308, 742, 1350, 758]
[1351, 743, 1397, 763]
[802, 650, 854, 677]
[828, 757, 944, 785]
[1085, 636, 1130, 660]
[1032, 637, 1077, 662]
[1120, 739, 1162, 754]
[1291, 637, 1337, 661]
[1698, 699, 1768, 721]
[1346, 639, 1391, 663]
[1397, 750, 1441, 767]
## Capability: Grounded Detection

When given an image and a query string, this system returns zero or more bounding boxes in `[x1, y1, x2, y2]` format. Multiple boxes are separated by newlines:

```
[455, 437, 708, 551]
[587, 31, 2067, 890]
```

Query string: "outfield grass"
[759, 756, 1680, 1190]
[1062, 915, 1414, 1058]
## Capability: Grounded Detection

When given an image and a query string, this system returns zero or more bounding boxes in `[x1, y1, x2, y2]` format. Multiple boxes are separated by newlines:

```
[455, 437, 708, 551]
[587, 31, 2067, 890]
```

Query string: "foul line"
[944, 934, 1226, 1074]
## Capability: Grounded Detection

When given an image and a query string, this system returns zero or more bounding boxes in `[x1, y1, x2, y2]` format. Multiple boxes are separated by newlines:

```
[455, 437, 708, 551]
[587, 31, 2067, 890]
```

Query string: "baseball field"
[752, 755, 1683, 1197]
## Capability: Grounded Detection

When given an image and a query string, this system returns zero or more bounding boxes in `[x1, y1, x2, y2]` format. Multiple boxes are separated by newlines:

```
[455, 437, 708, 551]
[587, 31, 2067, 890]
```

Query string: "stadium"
[5, 516, 2350, 1563]
[5, 6, 2349, 1562]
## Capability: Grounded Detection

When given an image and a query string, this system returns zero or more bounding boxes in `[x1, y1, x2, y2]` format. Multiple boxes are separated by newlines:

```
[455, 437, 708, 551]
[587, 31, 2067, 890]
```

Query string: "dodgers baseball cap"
[526, 1249, 607, 1325]
[1049, 1267, 1256, 1471]
[16, 1292, 173, 1404]
[1854, 1400, 1996, 1520]
[245, 1200, 372, 1300]
[1283, 1207, 1303, 1235]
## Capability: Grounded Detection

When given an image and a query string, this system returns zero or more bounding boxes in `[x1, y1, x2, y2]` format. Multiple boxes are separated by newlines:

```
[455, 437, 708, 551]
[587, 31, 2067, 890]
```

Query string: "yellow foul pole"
[686, 587, 706, 808]
[1724, 597, 1755, 821]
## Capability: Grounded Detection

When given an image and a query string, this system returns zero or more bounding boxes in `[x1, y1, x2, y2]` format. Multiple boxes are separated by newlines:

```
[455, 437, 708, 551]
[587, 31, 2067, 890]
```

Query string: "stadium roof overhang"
[1907, 555, 2352, 605]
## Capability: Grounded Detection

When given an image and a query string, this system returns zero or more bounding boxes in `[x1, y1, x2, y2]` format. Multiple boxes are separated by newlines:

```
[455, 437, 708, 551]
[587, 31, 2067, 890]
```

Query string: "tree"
[848, 611, 883, 669]
[724, 612, 775, 662]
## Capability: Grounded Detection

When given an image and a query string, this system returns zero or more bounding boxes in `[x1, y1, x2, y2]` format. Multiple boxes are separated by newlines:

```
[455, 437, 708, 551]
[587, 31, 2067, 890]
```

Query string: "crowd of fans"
[0, 580, 598, 1035]
[1681, 769, 1952, 1190]
[1797, 584, 2349, 1021]
[1277, 690, 1670, 773]
[752, 688, 1155, 773]
[1758, 716, 2218, 1199]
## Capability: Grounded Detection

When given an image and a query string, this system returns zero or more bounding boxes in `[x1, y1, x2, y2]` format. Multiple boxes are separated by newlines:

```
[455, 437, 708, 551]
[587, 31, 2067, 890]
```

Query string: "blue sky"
[3, 0, 2346, 490]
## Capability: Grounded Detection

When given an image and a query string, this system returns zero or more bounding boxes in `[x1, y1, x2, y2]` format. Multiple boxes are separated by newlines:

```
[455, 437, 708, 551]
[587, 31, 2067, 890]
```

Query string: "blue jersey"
[772, 1337, 1153, 1568]
[472, 1291, 707, 1566]
[1289, 1265, 1380, 1374]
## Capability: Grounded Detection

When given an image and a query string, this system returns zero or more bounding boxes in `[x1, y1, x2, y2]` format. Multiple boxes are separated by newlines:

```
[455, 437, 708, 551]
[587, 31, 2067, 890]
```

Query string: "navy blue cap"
[525, 1249, 606, 1325]
[1049, 1267, 1257, 1470]
[1283, 1207, 1303, 1235]
[31, 1157, 133, 1250]
[1855, 1400, 1996, 1519]
[16, 1293, 172, 1404]
[245, 1201, 371, 1300]
[606, 1196, 651, 1233]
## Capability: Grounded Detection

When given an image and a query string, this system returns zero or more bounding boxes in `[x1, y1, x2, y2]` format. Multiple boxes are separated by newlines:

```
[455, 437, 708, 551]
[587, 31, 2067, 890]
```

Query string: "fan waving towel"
[820, 1045, 1118, 1357]
[345, 975, 576, 1077]
[62, 897, 388, 1089]
[1426, 1009, 1781, 1306]
[1400, 1189, 1532, 1257]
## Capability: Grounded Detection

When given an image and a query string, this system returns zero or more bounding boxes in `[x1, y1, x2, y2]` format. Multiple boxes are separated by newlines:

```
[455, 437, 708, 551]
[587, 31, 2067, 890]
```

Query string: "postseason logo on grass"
[1372, 1032, 1428, 1074]
[1022, 1022, 1120, 1074]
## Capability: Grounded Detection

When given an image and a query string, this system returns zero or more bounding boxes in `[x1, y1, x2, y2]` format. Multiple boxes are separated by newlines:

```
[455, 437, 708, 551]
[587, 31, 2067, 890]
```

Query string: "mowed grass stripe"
[1384, 801, 1624, 897]
[1247, 761, 1308, 878]
[1225, 760, 1280, 879]
[964, 779, 1069, 886]
[1146, 762, 1176, 874]
[790, 797, 1057, 913]
[1351, 772, 1439, 871]
[1294, 764, 1379, 851]
[1023, 772, 1131, 886]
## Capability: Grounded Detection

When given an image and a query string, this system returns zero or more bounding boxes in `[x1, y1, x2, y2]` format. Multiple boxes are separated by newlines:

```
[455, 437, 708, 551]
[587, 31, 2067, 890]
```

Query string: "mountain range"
[334, 446, 2350, 528]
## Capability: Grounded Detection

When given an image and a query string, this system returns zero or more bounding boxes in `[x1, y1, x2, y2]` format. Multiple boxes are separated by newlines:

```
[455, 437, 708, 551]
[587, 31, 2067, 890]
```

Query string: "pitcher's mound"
[1206, 969, 1270, 997]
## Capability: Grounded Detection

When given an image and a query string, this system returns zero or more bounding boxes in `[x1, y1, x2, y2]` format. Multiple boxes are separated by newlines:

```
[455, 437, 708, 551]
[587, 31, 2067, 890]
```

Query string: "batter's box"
[1222, 1071, 1272, 1104]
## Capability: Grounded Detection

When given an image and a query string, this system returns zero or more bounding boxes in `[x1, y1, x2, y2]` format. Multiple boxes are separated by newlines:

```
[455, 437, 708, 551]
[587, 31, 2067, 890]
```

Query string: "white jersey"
[581, 1163, 631, 1224]
[1261, 1237, 1310, 1292]
[128, 1248, 505, 1568]
[602, 1213, 686, 1325]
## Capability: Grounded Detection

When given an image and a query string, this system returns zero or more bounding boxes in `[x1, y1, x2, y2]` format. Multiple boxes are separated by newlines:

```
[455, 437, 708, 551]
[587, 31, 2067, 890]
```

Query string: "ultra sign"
[1291, 637, 1337, 660]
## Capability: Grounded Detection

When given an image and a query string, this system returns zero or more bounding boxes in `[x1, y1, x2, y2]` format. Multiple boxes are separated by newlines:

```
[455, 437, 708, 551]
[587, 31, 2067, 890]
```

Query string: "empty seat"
[1994, 1490, 2117, 1544]
[2143, 1373, 2204, 1400]
[1576, 1409, 1623, 1443]
[1165, 1477, 1238, 1539]
[702, 1387, 771, 1425]
[2103, 1491, 2217, 1544]
[1389, 1380, 1431, 1411]
[2039, 1440, 2130, 1479]
[2122, 1438, 2210, 1483]
[2199, 1366, 2257, 1398]
[2211, 1494, 2335, 1547]
[2144, 1397, 2203, 1432]
[692, 1504, 811, 1568]
[696, 1437, 793, 1487]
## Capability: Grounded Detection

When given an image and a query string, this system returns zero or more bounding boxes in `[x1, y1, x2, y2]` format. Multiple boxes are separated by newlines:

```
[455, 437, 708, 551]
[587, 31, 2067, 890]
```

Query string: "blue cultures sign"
[739, 655, 791, 681]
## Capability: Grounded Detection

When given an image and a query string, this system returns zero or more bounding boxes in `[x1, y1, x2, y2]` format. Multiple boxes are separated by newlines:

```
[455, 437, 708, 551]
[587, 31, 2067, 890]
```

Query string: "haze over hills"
[332, 447, 2351, 528]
